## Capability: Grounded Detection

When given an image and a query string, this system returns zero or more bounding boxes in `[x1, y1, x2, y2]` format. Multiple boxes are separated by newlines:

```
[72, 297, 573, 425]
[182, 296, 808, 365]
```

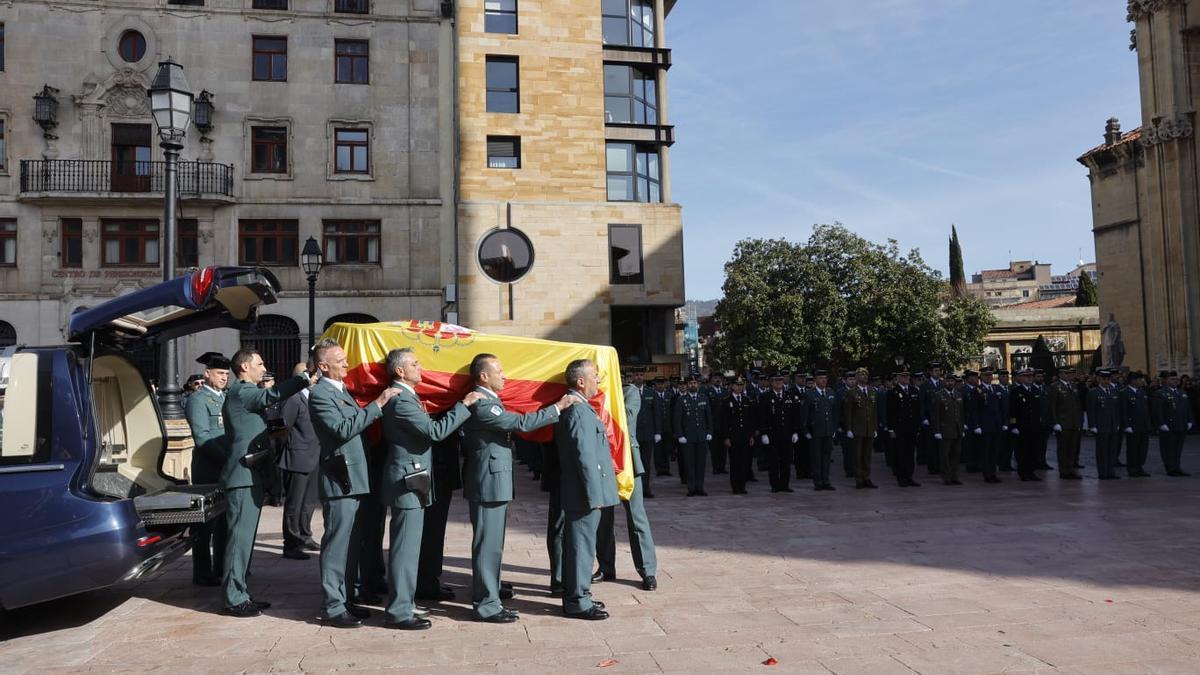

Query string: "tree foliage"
[1075, 272, 1098, 307]
[713, 224, 995, 373]
[949, 225, 967, 298]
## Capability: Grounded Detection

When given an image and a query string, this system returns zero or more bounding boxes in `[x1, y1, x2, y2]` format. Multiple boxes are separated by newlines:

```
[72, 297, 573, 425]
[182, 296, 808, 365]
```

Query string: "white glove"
[873, 431, 879, 438]
[791, 433, 799, 443]
[677, 436, 687, 444]
[922, 419, 930, 426]
[1002, 425, 1008, 431]
[805, 432, 812, 439]
[974, 428, 982, 435]
[705, 434, 712, 441]
[934, 433, 943, 440]
[1011, 428, 1020, 436]
[1090, 428, 1098, 434]
[1160, 424, 1170, 432]
[1053, 424, 1062, 432]
[654, 434, 661, 443]
[846, 431, 855, 439]
[761, 435, 770, 445]
[1124, 427, 1133, 434]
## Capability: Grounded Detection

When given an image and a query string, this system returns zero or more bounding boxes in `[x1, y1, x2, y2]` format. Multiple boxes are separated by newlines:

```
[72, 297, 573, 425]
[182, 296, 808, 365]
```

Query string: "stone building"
[0, 0, 456, 377]
[453, 0, 685, 367]
[1077, 0, 1200, 375]
[978, 300, 1101, 373]
[967, 260, 1052, 308]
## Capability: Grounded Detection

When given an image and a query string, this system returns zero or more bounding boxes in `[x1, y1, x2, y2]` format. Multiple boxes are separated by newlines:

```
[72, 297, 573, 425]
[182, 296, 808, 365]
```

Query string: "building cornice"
[1127, 0, 1186, 22]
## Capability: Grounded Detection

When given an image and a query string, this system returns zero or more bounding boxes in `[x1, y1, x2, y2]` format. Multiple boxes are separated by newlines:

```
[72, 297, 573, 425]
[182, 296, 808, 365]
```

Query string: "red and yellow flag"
[321, 320, 634, 500]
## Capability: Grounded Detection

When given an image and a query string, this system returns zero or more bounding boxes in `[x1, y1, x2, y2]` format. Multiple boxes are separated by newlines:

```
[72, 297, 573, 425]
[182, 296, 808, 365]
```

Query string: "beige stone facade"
[1078, 0, 1200, 375]
[979, 305, 1101, 373]
[0, 0, 455, 377]
[453, 0, 685, 365]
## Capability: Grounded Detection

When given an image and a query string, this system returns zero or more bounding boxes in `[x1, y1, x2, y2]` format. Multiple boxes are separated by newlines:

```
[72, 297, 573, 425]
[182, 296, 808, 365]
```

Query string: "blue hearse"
[0, 266, 280, 610]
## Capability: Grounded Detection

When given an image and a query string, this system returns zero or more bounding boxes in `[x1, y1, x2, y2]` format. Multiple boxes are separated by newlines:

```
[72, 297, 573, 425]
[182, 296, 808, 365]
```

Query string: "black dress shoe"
[384, 617, 431, 630]
[1060, 475, 1082, 481]
[1028, 475, 1043, 481]
[1114, 461, 1126, 467]
[302, 540, 321, 552]
[733, 489, 748, 494]
[346, 604, 371, 619]
[865, 481, 878, 489]
[500, 586, 514, 600]
[477, 610, 519, 624]
[697, 490, 709, 496]
[642, 576, 657, 591]
[323, 612, 362, 628]
[855, 482, 866, 489]
[564, 606, 609, 621]
[591, 570, 605, 583]
[549, 585, 565, 597]
[1074, 463, 1085, 469]
[747, 476, 759, 482]
[593, 601, 606, 610]
[416, 587, 456, 601]
[222, 602, 261, 618]
[657, 471, 671, 477]
[1171, 470, 1192, 477]
[908, 480, 922, 487]
[823, 483, 836, 491]
[282, 548, 310, 561]
[193, 575, 221, 587]
[251, 599, 271, 610]
[1099, 475, 1120, 480]
[814, 485, 824, 491]
[780, 488, 793, 493]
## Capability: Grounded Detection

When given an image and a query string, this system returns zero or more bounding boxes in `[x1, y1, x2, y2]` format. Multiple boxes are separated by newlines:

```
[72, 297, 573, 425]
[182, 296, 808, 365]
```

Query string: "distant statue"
[1102, 313, 1126, 368]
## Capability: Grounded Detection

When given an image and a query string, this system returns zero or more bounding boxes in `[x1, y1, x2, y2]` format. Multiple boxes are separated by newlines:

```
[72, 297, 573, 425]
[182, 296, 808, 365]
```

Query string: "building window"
[609, 224, 644, 285]
[1, 23, 5, 72]
[335, 39, 369, 84]
[323, 220, 380, 265]
[252, 36, 288, 82]
[485, 0, 518, 34]
[0, 118, 6, 172]
[118, 30, 147, 63]
[485, 56, 520, 113]
[101, 219, 159, 267]
[606, 142, 661, 202]
[179, 219, 198, 268]
[252, 0, 289, 9]
[61, 219, 82, 268]
[239, 219, 298, 266]
[602, 0, 655, 48]
[251, 126, 288, 174]
[0, 219, 14, 267]
[335, 0, 370, 13]
[604, 65, 658, 124]
[477, 228, 534, 283]
[334, 129, 370, 174]
[168, 0, 207, 5]
[487, 136, 521, 169]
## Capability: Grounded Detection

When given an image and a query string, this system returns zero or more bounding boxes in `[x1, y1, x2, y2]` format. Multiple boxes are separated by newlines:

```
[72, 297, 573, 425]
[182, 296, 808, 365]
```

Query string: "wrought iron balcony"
[19, 160, 235, 198]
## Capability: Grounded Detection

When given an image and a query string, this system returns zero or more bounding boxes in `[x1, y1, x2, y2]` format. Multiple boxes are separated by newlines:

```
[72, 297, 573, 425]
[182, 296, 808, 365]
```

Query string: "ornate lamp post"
[148, 59, 194, 419]
[301, 236, 324, 350]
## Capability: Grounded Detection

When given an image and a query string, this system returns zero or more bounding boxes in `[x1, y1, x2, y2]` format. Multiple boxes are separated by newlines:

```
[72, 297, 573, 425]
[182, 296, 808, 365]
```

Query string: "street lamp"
[148, 59, 194, 419]
[301, 236, 324, 350]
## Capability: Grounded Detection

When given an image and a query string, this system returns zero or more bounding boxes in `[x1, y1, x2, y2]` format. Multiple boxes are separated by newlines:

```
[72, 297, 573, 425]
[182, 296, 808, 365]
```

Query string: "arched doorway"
[0, 321, 16, 348]
[241, 314, 300, 377]
[323, 313, 379, 331]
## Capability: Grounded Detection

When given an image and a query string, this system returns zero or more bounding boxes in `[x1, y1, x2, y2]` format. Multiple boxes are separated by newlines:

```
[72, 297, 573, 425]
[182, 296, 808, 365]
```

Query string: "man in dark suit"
[633, 372, 659, 498]
[758, 373, 799, 493]
[651, 377, 671, 477]
[279, 361, 323, 560]
[722, 378, 757, 494]
[995, 369, 1014, 472]
[978, 368, 1005, 483]
[1009, 368, 1043, 482]
[886, 369, 922, 487]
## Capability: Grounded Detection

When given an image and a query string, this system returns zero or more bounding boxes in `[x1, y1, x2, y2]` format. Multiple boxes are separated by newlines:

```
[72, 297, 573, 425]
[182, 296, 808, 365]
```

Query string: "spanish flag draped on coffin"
[322, 320, 635, 500]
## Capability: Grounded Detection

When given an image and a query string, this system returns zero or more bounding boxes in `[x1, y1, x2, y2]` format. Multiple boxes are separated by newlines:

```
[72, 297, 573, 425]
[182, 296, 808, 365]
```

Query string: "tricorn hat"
[196, 351, 230, 370]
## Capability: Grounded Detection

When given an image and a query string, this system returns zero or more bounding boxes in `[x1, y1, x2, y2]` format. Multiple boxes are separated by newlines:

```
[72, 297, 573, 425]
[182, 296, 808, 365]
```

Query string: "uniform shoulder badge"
[490, 405, 503, 417]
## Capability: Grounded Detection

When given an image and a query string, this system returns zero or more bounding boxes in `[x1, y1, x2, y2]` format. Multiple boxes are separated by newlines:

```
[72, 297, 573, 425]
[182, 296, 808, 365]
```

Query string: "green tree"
[713, 224, 996, 372]
[1030, 334, 1056, 374]
[1075, 272, 1098, 307]
[949, 225, 967, 298]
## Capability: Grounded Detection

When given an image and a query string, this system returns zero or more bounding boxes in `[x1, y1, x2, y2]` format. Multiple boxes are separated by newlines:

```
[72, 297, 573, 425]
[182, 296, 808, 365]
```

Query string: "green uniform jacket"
[1049, 381, 1084, 430]
[842, 386, 877, 437]
[380, 383, 470, 509]
[930, 388, 964, 439]
[623, 383, 647, 476]
[806, 387, 840, 438]
[185, 386, 227, 484]
[220, 375, 310, 489]
[672, 392, 713, 441]
[1152, 387, 1194, 431]
[1086, 385, 1121, 433]
[555, 390, 621, 513]
[461, 386, 559, 503]
[308, 377, 383, 499]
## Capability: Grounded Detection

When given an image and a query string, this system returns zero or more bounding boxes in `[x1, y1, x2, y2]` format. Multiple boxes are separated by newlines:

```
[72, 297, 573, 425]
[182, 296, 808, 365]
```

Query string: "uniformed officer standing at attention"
[461, 353, 572, 623]
[555, 359, 621, 621]
[673, 374, 714, 496]
[994, 369, 1014, 473]
[651, 377, 672, 477]
[723, 378, 757, 494]
[792, 373, 812, 480]
[705, 374, 729, 474]
[220, 349, 317, 617]
[1049, 367, 1084, 480]
[185, 352, 230, 587]
[1033, 369, 1055, 471]
[842, 368, 879, 489]
[633, 372, 659, 498]
[885, 369, 922, 487]
[977, 368, 1005, 483]
[960, 371, 984, 474]
[307, 340, 400, 628]
[1008, 368, 1043, 481]
[759, 373, 799, 493]
[1120, 371, 1153, 477]
[805, 371, 839, 491]
[596, 375, 659, 591]
[1087, 369, 1122, 480]
[1153, 371, 1194, 476]
[931, 373, 965, 485]
[921, 364, 945, 474]
[379, 347, 480, 630]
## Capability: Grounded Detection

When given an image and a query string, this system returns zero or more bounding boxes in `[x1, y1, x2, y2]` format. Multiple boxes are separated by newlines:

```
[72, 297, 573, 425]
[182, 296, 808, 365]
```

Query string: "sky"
[666, 0, 1142, 300]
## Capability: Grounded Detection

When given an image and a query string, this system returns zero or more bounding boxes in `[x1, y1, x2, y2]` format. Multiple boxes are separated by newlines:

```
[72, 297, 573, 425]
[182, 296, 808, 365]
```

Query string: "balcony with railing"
[19, 160, 235, 200]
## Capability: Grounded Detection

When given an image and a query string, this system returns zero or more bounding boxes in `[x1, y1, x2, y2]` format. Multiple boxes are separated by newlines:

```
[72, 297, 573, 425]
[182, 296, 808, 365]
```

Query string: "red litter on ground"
[597, 659, 619, 668]
[1105, 599, 1114, 603]
[763, 657, 779, 666]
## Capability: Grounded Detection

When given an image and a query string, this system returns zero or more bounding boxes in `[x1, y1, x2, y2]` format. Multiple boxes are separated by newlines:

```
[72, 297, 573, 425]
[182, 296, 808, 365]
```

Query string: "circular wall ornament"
[477, 228, 534, 283]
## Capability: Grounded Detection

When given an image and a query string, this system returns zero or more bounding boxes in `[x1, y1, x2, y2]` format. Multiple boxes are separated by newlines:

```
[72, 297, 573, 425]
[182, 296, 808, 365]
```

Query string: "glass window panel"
[367, 238, 379, 262]
[477, 228, 534, 283]
[637, 178, 650, 202]
[646, 152, 660, 179]
[486, 91, 519, 113]
[605, 96, 631, 123]
[485, 14, 517, 34]
[145, 240, 159, 264]
[106, 240, 119, 263]
[649, 182, 661, 203]
[604, 65, 630, 94]
[336, 146, 351, 171]
[486, 60, 517, 89]
[337, 59, 352, 82]
[602, 0, 626, 15]
[607, 175, 634, 201]
[606, 143, 633, 172]
[2, 239, 14, 264]
[263, 238, 277, 262]
[353, 146, 368, 169]
[283, 238, 296, 262]
[326, 239, 337, 263]
[636, 152, 647, 176]
[603, 17, 629, 45]
[345, 238, 360, 262]
[124, 239, 138, 262]
[66, 239, 82, 265]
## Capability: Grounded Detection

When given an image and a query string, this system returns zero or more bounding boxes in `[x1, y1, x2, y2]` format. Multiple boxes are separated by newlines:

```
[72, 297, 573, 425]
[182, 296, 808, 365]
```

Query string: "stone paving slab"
[4, 438, 1200, 673]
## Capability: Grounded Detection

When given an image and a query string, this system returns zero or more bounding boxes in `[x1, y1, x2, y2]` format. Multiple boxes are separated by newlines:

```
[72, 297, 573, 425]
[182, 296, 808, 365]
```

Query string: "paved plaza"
[5, 438, 1200, 673]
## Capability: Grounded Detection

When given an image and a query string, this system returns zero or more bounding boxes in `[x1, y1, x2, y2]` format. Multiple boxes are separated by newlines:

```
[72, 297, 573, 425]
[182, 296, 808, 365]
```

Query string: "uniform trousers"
[546, 487, 564, 591]
[794, 438, 810, 479]
[222, 483, 264, 608]
[281, 469, 319, 551]
[469, 501, 509, 619]
[891, 432, 918, 484]
[809, 436, 833, 487]
[562, 508, 600, 615]
[416, 489, 453, 595]
[939, 437, 962, 483]
[1055, 429, 1081, 477]
[653, 440, 671, 475]
[1124, 432, 1149, 474]
[320, 495, 365, 618]
[848, 435, 872, 483]
[729, 439, 753, 492]
[1160, 431, 1187, 472]
[765, 433, 791, 491]
[977, 432, 999, 480]
[681, 441, 708, 493]
[384, 506, 424, 622]
[193, 509, 228, 582]
[997, 431, 1014, 471]
[1015, 429, 1040, 479]
[709, 437, 727, 473]
[1095, 432, 1120, 478]
[596, 477, 657, 580]
[963, 433, 979, 472]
